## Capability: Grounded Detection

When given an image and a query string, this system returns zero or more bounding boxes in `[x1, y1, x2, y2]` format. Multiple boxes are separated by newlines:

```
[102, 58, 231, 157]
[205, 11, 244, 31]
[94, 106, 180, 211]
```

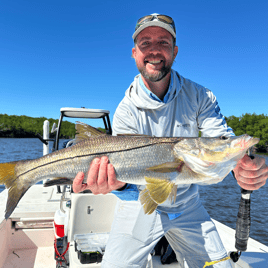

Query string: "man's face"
[132, 26, 178, 82]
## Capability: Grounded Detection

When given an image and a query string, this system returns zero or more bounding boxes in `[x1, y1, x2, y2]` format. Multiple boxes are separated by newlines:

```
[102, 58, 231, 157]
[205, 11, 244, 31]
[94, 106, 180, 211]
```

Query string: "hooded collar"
[125, 69, 182, 110]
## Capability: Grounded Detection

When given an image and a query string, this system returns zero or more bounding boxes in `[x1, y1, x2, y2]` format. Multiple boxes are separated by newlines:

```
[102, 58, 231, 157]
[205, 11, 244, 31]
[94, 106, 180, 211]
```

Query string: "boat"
[0, 107, 267, 268]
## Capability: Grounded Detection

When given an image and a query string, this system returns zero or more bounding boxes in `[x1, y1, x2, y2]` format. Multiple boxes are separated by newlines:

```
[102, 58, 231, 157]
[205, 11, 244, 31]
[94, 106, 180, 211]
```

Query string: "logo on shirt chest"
[177, 123, 190, 128]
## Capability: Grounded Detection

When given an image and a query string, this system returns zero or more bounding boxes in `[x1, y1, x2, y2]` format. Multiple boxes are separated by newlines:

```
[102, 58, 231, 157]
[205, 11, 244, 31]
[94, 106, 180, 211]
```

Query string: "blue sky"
[1, 0, 267, 127]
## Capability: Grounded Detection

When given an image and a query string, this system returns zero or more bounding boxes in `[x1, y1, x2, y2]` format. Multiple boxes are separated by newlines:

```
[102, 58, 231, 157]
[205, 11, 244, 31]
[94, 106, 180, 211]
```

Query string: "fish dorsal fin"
[117, 133, 150, 137]
[75, 121, 106, 143]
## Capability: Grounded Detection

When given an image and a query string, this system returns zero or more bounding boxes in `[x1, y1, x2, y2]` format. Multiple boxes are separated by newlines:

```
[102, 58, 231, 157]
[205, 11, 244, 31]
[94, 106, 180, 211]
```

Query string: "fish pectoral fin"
[140, 188, 158, 215]
[75, 121, 107, 143]
[140, 177, 176, 215]
[145, 177, 176, 205]
[146, 161, 184, 173]
[43, 177, 73, 187]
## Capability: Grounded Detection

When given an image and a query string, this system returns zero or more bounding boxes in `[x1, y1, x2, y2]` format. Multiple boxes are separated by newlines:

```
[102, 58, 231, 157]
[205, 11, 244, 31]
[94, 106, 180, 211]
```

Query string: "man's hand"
[233, 154, 268, 190]
[73, 156, 126, 194]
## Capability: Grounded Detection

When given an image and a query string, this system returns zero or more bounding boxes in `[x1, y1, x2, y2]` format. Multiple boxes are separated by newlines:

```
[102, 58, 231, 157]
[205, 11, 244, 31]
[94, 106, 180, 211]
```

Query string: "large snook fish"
[0, 123, 259, 218]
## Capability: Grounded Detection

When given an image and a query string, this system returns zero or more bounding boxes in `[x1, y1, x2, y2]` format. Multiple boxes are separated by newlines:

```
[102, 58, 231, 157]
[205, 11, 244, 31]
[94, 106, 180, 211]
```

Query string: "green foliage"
[1, 113, 267, 152]
[60, 120, 76, 139]
[0, 114, 76, 138]
[97, 127, 106, 134]
[226, 113, 268, 152]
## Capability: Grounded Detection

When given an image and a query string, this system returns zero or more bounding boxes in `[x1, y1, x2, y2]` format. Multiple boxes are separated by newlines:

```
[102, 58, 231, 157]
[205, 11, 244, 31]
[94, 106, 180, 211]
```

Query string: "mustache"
[144, 54, 165, 62]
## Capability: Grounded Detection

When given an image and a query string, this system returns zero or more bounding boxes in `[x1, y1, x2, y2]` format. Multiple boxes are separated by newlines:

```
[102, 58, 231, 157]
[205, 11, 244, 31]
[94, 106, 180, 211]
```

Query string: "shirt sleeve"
[111, 184, 139, 201]
[197, 88, 235, 137]
[112, 99, 139, 136]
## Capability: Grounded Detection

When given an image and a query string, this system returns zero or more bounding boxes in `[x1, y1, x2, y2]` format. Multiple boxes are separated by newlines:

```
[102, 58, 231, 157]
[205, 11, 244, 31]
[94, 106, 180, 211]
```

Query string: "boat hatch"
[11, 218, 54, 230]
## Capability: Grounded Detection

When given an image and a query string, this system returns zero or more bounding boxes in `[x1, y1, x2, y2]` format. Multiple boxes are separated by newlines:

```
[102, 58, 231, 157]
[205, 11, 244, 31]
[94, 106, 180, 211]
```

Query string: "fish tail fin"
[44, 177, 73, 187]
[0, 161, 18, 188]
[140, 177, 177, 214]
[0, 161, 30, 219]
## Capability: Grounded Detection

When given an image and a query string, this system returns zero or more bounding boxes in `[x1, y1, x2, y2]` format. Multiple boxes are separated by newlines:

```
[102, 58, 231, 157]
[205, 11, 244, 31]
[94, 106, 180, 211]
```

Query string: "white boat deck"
[0, 185, 60, 268]
[0, 185, 267, 268]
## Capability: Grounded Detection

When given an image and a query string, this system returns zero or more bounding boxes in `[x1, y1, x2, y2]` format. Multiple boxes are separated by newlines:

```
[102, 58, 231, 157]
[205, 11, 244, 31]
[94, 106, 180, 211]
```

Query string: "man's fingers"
[97, 156, 109, 186]
[236, 172, 268, 185]
[238, 165, 268, 179]
[73, 172, 87, 193]
[239, 155, 266, 170]
[107, 163, 126, 190]
[234, 155, 268, 190]
[73, 156, 123, 195]
[237, 179, 266, 191]
[107, 163, 117, 186]
[87, 158, 101, 186]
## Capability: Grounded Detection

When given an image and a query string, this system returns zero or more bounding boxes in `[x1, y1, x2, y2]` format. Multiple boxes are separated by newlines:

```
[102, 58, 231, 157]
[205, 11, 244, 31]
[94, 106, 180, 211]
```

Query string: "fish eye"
[220, 136, 229, 140]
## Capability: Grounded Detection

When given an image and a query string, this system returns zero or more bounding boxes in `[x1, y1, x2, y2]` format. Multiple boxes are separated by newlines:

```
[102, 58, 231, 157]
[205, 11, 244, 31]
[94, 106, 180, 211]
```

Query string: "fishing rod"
[230, 148, 254, 262]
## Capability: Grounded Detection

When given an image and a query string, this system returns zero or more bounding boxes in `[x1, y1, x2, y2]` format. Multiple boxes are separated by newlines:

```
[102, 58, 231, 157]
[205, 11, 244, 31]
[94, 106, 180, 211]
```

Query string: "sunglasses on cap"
[135, 14, 176, 33]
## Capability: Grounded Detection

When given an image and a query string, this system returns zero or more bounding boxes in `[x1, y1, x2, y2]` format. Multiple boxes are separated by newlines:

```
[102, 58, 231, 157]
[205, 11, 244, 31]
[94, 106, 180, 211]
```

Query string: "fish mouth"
[233, 135, 260, 150]
[248, 137, 260, 147]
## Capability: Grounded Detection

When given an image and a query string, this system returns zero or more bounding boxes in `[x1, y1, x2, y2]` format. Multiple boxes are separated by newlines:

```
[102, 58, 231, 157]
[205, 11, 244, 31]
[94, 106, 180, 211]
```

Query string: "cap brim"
[132, 21, 176, 40]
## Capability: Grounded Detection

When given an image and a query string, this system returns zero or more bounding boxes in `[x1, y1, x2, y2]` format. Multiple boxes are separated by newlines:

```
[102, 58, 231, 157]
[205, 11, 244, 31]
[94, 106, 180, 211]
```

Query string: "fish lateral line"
[15, 140, 180, 179]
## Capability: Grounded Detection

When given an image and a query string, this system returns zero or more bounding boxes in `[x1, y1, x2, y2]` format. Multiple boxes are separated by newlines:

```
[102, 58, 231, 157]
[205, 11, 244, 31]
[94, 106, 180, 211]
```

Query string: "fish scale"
[0, 122, 260, 218]
[110, 143, 176, 185]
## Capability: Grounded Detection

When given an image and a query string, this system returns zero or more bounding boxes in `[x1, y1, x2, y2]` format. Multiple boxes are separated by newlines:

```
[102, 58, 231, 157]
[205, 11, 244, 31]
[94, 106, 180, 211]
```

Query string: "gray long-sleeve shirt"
[112, 70, 234, 214]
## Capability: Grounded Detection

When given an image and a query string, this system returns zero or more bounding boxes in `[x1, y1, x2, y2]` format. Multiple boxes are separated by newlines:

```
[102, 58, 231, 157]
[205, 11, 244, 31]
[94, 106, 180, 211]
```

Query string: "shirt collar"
[139, 73, 173, 103]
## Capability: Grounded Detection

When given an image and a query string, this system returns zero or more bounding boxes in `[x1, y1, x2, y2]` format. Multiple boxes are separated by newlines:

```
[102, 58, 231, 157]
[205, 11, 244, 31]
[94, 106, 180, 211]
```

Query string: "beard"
[137, 64, 172, 82]
[135, 57, 174, 82]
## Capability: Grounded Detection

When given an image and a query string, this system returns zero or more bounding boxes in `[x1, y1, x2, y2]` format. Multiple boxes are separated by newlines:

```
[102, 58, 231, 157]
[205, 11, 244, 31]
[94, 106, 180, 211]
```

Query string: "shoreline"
[1, 136, 267, 154]
[256, 152, 268, 156]
[0, 134, 71, 139]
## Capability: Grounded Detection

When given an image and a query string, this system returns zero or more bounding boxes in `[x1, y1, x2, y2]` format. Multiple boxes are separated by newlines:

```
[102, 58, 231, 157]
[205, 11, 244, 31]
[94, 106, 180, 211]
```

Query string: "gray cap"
[132, 13, 176, 40]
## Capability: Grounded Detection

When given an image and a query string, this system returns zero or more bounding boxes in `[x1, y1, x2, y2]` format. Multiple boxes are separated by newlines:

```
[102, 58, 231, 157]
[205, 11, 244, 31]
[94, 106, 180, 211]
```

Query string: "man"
[73, 14, 268, 267]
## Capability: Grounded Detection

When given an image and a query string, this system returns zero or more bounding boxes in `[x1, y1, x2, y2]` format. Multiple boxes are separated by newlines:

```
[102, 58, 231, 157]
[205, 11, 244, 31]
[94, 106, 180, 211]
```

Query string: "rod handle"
[235, 188, 252, 251]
